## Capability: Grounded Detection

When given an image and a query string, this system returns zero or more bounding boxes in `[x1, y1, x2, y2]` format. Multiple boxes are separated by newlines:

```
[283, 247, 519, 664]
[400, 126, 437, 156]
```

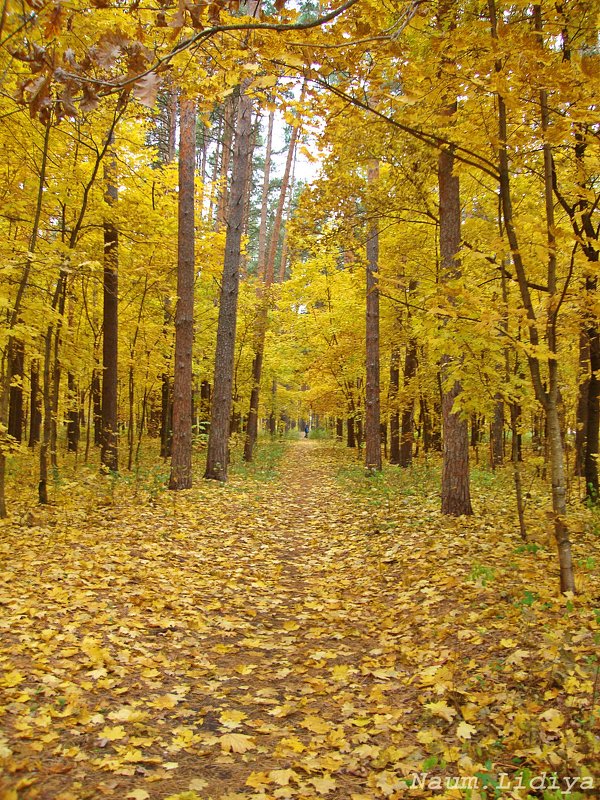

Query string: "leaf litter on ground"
[0, 440, 599, 800]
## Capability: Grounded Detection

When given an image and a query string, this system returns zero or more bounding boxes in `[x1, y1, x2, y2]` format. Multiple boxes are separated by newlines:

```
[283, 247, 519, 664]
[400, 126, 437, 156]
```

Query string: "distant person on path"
[304, 424, 309, 438]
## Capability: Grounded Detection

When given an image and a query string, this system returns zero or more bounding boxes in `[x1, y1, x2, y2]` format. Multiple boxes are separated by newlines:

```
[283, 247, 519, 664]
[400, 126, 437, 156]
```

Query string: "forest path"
[3, 439, 597, 800]
[2, 438, 430, 800]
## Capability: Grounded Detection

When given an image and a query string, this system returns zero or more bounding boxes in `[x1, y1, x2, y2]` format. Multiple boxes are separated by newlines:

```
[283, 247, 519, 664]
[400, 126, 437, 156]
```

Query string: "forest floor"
[0, 439, 599, 800]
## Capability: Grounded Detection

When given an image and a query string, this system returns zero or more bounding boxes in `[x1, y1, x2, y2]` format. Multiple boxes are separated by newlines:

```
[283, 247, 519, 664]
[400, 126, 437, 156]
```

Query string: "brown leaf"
[132, 73, 160, 108]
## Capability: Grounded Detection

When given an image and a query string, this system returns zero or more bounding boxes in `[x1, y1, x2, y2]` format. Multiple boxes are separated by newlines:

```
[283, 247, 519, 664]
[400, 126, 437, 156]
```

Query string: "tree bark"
[205, 88, 253, 481]
[169, 98, 196, 490]
[389, 348, 400, 464]
[67, 372, 80, 452]
[28, 360, 41, 447]
[400, 339, 418, 468]
[365, 160, 382, 471]
[7, 339, 24, 442]
[101, 156, 119, 474]
[438, 137, 472, 515]
[244, 106, 300, 462]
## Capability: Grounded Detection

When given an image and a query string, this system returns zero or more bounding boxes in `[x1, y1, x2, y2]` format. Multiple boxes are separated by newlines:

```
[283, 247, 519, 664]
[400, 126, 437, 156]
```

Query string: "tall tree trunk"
[575, 330, 589, 477]
[67, 372, 80, 452]
[257, 110, 274, 280]
[489, 0, 574, 590]
[243, 106, 300, 462]
[584, 274, 600, 501]
[400, 339, 418, 467]
[389, 348, 400, 464]
[205, 88, 253, 481]
[28, 360, 41, 447]
[438, 131, 472, 515]
[169, 98, 196, 490]
[365, 160, 382, 471]
[215, 98, 235, 232]
[490, 394, 504, 468]
[7, 339, 24, 442]
[101, 157, 119, 473]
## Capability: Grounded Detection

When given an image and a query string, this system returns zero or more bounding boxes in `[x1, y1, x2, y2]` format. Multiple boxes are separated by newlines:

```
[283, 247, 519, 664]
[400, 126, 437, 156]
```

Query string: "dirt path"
[2, 439, 598, 799]
[1, 439, 422, 800]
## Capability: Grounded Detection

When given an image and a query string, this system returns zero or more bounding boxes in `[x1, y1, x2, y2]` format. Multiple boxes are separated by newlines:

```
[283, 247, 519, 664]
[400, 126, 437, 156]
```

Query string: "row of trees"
[1, 0, 598, 593]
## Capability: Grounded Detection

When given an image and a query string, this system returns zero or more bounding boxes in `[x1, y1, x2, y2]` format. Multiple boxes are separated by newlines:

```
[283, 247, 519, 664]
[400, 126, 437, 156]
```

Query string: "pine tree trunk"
[365, 160, 381, 471]
[169, 98, 196, 490]
[205, 88, 253, 481]
[438, 136, 472, 515]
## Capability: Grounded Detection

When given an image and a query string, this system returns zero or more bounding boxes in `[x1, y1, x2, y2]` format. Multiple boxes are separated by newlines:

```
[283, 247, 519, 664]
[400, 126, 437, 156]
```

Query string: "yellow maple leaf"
[149, 694, 179, 709]
[219, 709, 248, 729]
[425, 700, 457, 722]
[539, 709, 565, 731]
[246, 771, 270, 788]
[416, 728, 438, 744]
[308, 774, 337, 794]
[456, 721, 476, 739]
[301, 715, 330, 734]
[99, 725, 126, 741]
[126, 790, 149, 800]
[219, 733, 255, 753]
[268, 768, 296, 786]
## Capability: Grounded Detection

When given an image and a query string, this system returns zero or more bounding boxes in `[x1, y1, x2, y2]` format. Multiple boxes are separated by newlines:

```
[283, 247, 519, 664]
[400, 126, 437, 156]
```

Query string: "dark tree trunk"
[205, 88, 253, 481]
[584, 275, 600, 501]
[7, 339, 24, 442]
[169, 98, 196, 490]
[160, 374, 173, 457]
[67, 372, 80, 452]
[490, 394, 504, 468]
[91, 367, 102, 446]
[347, 416, 356, 449]
[575, 331, 589, 477]
[389, 348, 400, 464]
[28, 360, 41, 447]
[101, 159, 119, 474]
[336, 417, 343, 441]
[365, 160, 382, 471]
[400, 339, 418, 468]
[438, 136, 472, 515]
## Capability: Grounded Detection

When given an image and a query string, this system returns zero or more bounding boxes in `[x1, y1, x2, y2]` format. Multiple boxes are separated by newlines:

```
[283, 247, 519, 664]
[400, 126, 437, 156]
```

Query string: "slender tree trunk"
[365, 160, 382, 471]
[490, 394, 504, 468]
[257, 110, 274, 280]
[170, 98, 196, 490]
[489, 0, 574, 590]
[584, 275, 600, 500]
[347, 415, 356, 449]
[575, 330, 589, 477]
[400, 339, 418, 467]
[215, 97, 235, 232]
[243, 105, 300, 462]
[510, 403, 527, 540]
[91, 365, 102, 446]
[336, 417, 343, 441]
[28, 360, 41, 447]
[101, 157, 119, 473]
[67, 372, 80, 452]
[7, 339, 24, 442]
[205, 88, 253, 481]
[389, 348, 400, 464]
